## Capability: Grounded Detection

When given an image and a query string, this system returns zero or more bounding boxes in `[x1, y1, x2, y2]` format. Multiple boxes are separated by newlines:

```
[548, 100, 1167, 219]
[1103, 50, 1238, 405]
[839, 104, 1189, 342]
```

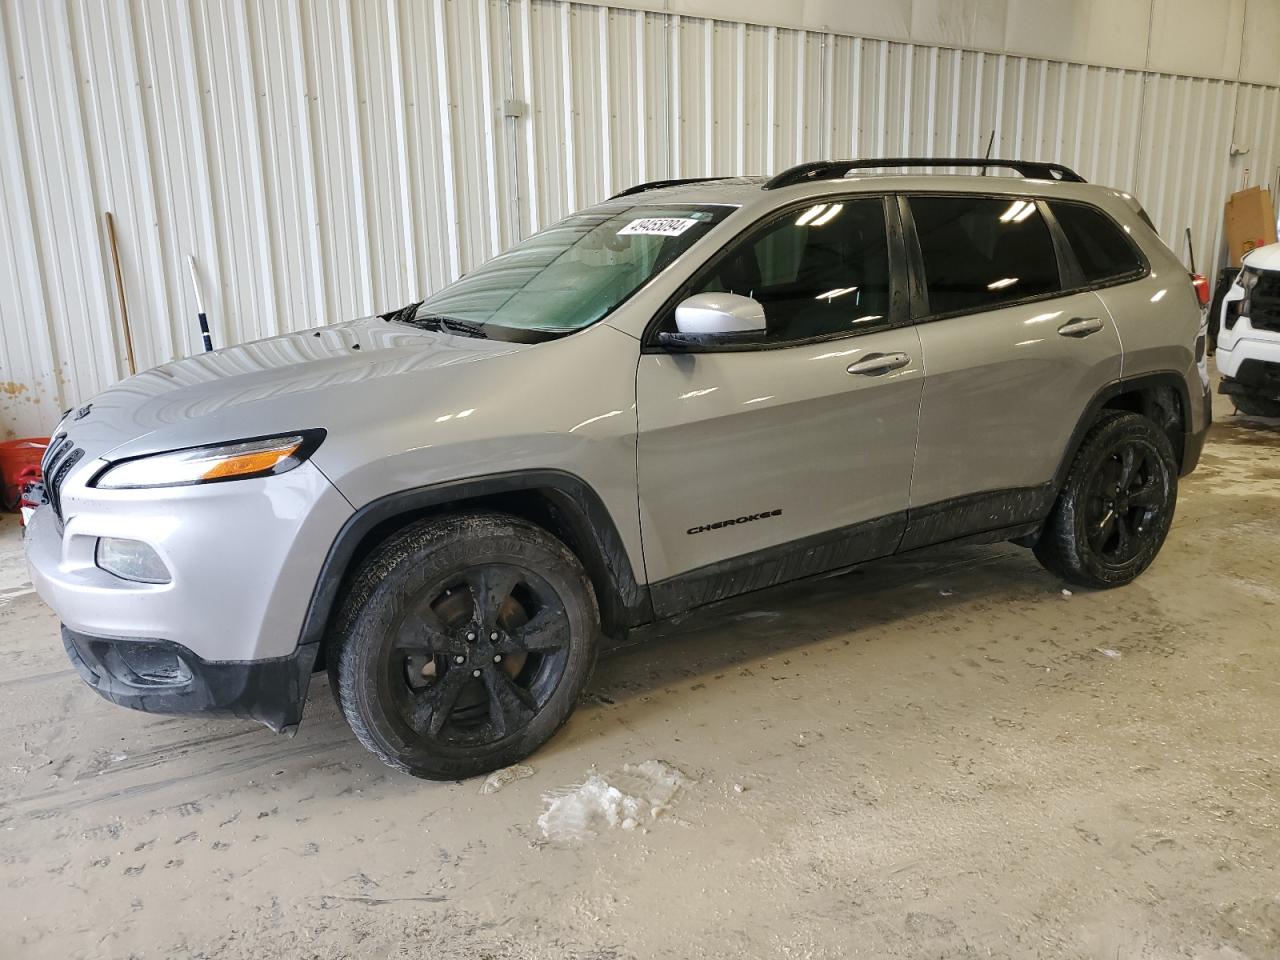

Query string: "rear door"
[901, 193, 1123, 548]
[636, 195, 923, 613]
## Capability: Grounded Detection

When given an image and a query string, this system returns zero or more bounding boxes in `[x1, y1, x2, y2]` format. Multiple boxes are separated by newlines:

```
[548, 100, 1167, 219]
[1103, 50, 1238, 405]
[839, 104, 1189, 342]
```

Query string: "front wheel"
[1033, 411, 1178, 588]
[330, 512, 599, 780]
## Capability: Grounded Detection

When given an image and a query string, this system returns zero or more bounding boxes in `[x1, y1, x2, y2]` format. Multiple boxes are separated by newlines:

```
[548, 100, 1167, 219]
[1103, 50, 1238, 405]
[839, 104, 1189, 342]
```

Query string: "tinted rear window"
[1049, 201, 1145, 284]
[909, 196, 1061, 315]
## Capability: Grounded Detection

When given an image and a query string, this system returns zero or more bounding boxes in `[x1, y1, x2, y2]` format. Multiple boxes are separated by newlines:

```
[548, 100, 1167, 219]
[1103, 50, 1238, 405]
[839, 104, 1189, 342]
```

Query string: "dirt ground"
[2, 389, 1279, 960]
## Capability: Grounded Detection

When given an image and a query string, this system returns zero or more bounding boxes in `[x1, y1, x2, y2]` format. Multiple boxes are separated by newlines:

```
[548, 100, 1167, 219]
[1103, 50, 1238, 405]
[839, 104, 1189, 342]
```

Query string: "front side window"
[1049, 201, 1145, 284]
[663, 197, 892, 344]
[405, 204, 733, 341]
[909, 195, 1061, 316]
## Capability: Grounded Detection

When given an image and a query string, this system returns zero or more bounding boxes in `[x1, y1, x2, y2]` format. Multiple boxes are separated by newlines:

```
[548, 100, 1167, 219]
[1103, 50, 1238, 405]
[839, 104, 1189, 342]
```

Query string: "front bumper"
[24, 461, 352, 663]
[1218, 358, 1280, 402]
[62, 626, 315, 732]
[1215, 322, 1280, 379]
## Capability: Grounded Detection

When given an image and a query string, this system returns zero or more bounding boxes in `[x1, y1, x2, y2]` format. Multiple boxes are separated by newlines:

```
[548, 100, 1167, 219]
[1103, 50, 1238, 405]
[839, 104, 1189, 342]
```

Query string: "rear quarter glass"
[1049, 201, 1146, 284]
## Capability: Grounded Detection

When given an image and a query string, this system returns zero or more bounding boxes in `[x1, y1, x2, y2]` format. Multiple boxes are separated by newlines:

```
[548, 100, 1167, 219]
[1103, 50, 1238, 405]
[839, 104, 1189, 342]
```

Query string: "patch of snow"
[537, 760, 692, 843]
[1094, 647, 1121, 659]
[478, 763, 534, 795]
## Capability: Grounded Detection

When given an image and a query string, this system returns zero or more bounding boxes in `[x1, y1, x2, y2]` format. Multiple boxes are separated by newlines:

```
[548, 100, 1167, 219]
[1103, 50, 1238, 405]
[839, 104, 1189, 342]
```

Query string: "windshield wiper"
[380, 300, 423, 326]
[382, 303, 490, 339]
[415, 314, 489, 339]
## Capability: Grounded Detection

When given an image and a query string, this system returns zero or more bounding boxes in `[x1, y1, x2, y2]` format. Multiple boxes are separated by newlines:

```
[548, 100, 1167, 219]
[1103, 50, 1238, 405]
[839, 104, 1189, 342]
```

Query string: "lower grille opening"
[103, 640, 192, 688]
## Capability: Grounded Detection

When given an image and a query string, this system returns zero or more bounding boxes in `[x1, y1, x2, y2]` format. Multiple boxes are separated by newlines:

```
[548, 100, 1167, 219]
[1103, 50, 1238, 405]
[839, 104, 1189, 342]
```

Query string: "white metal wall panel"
[1, 0, 1278, 436]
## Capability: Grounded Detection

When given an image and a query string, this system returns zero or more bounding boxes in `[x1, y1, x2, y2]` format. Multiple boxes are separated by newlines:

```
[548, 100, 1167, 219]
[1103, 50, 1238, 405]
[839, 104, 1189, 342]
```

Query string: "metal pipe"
[186, 254, 213, 352]
[104, 212, 137, 376]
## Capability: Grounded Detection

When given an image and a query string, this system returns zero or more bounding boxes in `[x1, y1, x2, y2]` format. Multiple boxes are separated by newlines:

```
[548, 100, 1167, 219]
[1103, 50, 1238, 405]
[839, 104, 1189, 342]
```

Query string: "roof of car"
[604, 158, 1098, 209]
[608, 172, 1115, 209]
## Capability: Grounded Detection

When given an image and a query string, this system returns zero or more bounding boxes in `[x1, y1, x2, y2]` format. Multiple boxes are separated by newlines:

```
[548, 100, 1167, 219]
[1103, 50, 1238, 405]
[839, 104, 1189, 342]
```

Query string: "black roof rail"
[609, 177, 727, 199]
[762, 158, 1086, 190]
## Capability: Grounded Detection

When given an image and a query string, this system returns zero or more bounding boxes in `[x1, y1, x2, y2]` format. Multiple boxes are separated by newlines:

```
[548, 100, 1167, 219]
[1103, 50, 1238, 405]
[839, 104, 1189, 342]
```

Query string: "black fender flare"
[296, 469, 652, 664]
[1052, 371, 1203, 492]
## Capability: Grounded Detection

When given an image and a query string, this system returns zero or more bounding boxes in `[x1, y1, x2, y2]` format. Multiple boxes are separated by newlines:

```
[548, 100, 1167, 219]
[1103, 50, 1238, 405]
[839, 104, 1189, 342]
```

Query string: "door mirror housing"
[659, 292, 766, 348]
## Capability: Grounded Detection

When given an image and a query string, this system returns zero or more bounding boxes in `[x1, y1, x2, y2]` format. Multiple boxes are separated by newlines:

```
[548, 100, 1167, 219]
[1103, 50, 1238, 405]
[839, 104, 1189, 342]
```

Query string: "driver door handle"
[847, 352, 911, 376]
[1057, 316, 1105, 338]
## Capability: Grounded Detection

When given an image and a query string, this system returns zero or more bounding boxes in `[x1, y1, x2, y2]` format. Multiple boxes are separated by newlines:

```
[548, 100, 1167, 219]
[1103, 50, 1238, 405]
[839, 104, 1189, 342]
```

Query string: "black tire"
[1233, 396, 1280, 418]
[329, 512, 599, 780]
[1034, 411, 1178, 589]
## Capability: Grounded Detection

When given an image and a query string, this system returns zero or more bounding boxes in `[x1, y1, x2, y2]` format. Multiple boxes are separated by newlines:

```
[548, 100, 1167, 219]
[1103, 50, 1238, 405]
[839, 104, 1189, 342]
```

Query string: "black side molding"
[649, 512, 906, 619]
[647, 493, 1049, 623]
[898, 485, 1055, 553]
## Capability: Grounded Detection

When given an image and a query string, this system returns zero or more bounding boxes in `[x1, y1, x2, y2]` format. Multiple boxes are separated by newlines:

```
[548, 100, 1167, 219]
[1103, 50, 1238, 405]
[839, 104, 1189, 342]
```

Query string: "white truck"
[1218, 242, 1280, 417]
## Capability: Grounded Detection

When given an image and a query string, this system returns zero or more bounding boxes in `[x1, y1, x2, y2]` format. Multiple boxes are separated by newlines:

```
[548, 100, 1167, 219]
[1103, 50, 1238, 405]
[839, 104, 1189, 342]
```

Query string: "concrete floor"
[2, 388, 1278, 960]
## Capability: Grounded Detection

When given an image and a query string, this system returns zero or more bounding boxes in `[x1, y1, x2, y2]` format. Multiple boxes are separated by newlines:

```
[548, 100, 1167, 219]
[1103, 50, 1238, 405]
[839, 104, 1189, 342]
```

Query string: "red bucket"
[0, 437, 49, 510]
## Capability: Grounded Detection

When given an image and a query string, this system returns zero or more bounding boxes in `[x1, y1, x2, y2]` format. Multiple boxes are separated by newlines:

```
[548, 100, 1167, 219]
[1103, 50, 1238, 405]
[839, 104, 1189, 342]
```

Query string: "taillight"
[1191, 274, 1210, 307]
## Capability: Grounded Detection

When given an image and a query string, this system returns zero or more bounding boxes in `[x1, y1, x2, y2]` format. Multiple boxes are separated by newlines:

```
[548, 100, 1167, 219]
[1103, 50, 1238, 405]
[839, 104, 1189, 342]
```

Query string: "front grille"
[1249, 270, 1280, 332]
[41, 433, 69, 476]
[45, 442, 84, 521]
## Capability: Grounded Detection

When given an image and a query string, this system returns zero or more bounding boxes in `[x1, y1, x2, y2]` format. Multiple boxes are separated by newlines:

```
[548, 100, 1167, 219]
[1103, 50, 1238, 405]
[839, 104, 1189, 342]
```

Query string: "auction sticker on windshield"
[618, 217, 699, 237]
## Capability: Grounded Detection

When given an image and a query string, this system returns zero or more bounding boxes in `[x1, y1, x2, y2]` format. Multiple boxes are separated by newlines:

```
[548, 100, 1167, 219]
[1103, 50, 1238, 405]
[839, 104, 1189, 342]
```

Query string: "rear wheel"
[1034, 411, 1177, 588]
[330, 512, 599, 779]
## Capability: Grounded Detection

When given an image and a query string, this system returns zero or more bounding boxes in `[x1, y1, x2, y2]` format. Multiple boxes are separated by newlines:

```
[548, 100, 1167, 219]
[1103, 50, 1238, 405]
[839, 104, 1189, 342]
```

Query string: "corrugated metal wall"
[1, 0, 1277, 436]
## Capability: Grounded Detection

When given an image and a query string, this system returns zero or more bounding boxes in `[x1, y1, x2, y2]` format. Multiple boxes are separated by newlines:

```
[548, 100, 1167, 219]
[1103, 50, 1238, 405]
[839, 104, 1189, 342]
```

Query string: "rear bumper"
[1181, 381, 1213, 476]
[61, 625, 316, 733]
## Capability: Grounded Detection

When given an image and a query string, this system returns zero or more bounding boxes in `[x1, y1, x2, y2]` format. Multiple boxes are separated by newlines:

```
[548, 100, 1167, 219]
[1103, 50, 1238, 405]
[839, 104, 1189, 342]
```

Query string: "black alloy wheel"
[1034, 411, 1177, 588]
[331, 513, 599, 779]
[1081, 439, 1169, 566]
[386, 563, 569, 747]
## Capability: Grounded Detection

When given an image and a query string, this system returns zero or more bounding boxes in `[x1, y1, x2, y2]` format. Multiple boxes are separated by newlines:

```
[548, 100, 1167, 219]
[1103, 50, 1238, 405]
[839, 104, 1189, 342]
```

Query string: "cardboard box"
[1224, 185, 1278, 266]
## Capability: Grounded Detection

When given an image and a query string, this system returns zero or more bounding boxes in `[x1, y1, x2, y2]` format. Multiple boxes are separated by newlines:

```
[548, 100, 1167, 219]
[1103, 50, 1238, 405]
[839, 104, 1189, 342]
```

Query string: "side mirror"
[659, 292, 766, 348]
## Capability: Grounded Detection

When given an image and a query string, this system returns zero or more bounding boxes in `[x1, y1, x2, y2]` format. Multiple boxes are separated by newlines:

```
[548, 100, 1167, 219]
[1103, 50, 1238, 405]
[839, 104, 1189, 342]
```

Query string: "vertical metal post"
[187, 254, 213, 352]
[104, 212, 137, 376]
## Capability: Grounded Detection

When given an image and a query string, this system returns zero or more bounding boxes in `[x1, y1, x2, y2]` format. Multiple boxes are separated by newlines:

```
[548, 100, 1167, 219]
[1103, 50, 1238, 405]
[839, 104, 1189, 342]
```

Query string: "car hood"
[1243, 242, 1280, 273]
[62, 317, 525, 461]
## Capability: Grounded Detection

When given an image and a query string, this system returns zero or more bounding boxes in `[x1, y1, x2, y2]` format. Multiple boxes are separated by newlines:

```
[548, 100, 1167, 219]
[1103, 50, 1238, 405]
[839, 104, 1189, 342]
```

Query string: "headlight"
[91, 430, 325, 490]
[1240, 268, 1260, 310]
[1224, 269, 1259, 332]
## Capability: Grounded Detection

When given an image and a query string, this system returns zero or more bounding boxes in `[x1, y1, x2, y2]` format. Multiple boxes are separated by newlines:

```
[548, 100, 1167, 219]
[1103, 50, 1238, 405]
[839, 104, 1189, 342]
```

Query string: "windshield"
[399, 204, 734, 341]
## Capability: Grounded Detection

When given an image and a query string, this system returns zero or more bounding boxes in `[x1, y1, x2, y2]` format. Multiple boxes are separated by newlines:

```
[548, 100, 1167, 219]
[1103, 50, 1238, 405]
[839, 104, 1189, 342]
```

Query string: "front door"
[635, 195, 925, 615]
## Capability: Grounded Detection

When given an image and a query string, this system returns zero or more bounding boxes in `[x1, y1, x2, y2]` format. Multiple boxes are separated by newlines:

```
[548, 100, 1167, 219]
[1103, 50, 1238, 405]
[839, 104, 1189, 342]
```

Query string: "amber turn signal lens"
[199, 441, 302, 480]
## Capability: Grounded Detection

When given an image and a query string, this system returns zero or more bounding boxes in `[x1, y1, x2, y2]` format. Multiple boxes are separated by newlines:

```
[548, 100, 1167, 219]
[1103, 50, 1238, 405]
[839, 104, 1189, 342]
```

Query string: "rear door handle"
[846, 352, 911, 376]
[1057, 317, 1105, 338]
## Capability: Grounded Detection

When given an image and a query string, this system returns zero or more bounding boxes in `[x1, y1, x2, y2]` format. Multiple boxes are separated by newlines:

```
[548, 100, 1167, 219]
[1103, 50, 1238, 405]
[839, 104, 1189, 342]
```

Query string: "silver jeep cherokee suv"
[26, 158, 1211, 779]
